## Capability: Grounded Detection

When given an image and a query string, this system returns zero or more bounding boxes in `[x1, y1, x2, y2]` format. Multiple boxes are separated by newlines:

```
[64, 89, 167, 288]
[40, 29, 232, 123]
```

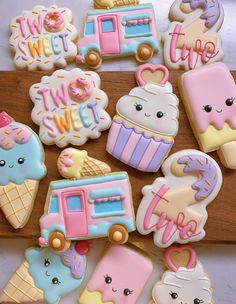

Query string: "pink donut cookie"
[44, 11, 65, 32]
[68, 77, 93, 102]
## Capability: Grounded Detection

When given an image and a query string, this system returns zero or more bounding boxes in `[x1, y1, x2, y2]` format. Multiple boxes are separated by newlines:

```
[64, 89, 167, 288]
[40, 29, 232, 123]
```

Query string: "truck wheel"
[48, 232, 71, 252]
[85, 50, 102, 69]
[108, 224, 129, 244]
[136, 44, 154, 62]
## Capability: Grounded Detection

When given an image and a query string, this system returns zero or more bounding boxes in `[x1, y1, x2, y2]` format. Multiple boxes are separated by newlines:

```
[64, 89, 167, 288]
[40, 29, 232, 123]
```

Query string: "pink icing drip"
[0, 113, 32, 150]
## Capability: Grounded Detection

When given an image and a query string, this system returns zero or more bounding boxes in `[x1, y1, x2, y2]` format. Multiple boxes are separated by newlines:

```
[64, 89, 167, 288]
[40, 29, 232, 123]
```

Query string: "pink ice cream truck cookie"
[39, 156, 135, 251]
[77, 4, 159, 69]
[79, 245, 153, 304]
[106, 64, 179, 172]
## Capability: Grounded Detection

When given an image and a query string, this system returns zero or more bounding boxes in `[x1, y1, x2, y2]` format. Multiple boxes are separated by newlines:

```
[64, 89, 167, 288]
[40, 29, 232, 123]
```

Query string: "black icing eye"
[135, 103, 143, 111]
[225, 97, 235, 106]
[124, 288, 133, 296]
[52, 277, 61, 285]
[170, 291, 178, 299]
[156, 111, 164, 118]
[194, 299, 204, 304]
[104, 274, 112, 284]
[0, 160, 6, 167]
[202, 105, 212, 112]
[18, 157, 25, 165]
[44, 259, 50, 267]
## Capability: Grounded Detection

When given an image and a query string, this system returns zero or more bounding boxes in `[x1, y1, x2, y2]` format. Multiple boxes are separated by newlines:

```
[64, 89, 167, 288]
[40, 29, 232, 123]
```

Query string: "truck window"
[123, 15, 152, 38]
[67, 195, 82, 212]
[49, 196, 59, 213]
[85, 21, 95, 35]
[90, 188, 126, 218]
[101, 19, 114, 33]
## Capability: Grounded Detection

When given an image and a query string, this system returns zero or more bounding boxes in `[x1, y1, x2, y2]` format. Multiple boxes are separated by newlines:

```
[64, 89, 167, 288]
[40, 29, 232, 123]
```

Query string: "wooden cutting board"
[0, 70, 236, 243]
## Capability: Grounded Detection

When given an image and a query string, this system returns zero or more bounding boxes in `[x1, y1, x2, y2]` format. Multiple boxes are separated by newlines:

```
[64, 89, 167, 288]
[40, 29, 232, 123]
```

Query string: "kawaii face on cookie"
[0, 113, 46, 185]
[116, 83, 179, 136]
[87, 245, 153, 304]
[26, 244, 86, 304]
[152, 263, 213, 304]
[183, 63, 236, 133]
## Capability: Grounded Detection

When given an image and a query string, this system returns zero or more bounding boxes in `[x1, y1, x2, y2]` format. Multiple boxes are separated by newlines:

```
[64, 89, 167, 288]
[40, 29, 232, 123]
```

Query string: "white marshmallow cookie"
[30, 68, 111, 147]
[9, 5, 78, 70]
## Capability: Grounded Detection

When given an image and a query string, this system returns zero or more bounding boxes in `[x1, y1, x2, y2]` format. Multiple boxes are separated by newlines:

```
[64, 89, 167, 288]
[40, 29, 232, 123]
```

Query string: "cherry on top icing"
[182, 63, 236, 133]
[0, 112, 46, 186]
[116, 83, 179, 136]
[182, 0, 221, 28]
[177, 154, 218, 201]
[0, 112, 32, 149]
[152, 262, 213, 304]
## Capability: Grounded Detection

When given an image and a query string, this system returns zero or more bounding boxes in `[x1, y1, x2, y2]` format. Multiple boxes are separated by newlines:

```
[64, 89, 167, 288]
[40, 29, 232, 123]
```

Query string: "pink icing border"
[135, 64, 170, 87]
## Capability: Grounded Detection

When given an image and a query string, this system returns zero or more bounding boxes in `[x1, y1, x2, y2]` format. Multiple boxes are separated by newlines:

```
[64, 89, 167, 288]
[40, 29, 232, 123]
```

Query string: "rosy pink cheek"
[18, 164, 27, 173]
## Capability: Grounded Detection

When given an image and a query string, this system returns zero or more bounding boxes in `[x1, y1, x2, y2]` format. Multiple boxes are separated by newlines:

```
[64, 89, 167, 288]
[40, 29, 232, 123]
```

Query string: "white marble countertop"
[0, 0, 236, 303]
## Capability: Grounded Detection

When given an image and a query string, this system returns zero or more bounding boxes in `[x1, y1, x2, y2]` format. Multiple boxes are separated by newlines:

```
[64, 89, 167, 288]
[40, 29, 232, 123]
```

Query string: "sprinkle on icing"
[182, 0, 221, 28]
[60, 243, 87, 279]
[177, 154, 218, 200]
[0, 123, 32, 150]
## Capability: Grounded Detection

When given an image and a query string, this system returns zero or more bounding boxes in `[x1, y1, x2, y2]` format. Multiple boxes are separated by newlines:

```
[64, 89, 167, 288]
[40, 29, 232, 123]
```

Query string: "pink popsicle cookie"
[162, 0, 224, 70]
[9, 5, 78, 71]
[106, 64, 179, 172]
[136, 149, 222, 248]
[179, 62, 236, 169]
[151, 245, 213, 304]
[79, 245, 153, 304]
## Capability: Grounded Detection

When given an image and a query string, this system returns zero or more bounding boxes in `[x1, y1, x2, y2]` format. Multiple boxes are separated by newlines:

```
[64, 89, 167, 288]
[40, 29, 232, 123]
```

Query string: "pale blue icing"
[25, 247, 86, 304]
[51, 172, 127, 190]
[0, 131, 46, 185]
[41, 224, 66, 243]
[88, 217, 136, 236]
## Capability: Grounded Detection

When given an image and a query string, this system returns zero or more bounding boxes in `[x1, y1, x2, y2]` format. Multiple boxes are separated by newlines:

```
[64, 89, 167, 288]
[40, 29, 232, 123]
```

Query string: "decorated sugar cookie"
[106, 64, 179, 172]
[39, 149, 135, 251]
[76, 4, 159, 69]
[79, 245, 153, 304]
[180, 62, 236, 169]
[57, 148, 111, 179]
[30, 68, 111, 147]
[0, 112, 46, 229]
[94, 0, 139, 9]
[9, 5, 78, 71]
[162, 0, 224, 70]
[151, 245, 213, 304]
[136, 149, 222, 248]
[0, 241, 88, 304]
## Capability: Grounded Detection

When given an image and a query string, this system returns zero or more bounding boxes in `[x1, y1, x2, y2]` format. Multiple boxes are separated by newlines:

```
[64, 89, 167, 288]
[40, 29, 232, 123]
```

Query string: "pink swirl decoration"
[57, 148, 73, 174]
[44, 11, 64, 32]
[0, 112, 32, 150]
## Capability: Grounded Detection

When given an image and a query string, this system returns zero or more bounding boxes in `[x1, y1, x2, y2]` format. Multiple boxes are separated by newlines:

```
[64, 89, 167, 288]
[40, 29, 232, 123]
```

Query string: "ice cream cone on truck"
[94, 0, 139, 9]
[0, 242, 89, 304]
[40, 148, 135, 252]
[57, 148, 111, 179]
[0, 112, 46, 229]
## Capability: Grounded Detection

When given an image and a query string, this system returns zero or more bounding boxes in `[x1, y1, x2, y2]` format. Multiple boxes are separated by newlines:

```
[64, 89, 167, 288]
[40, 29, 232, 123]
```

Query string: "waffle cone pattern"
[81, 156, 111, 177]
[0, 260, 43, 303]
[94, 0, 139, 9]
[0, 180, 39, 229]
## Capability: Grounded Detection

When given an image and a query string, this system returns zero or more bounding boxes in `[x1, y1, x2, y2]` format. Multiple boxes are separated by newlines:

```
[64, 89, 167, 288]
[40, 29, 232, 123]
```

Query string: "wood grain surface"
[0, 70, 236, 243]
